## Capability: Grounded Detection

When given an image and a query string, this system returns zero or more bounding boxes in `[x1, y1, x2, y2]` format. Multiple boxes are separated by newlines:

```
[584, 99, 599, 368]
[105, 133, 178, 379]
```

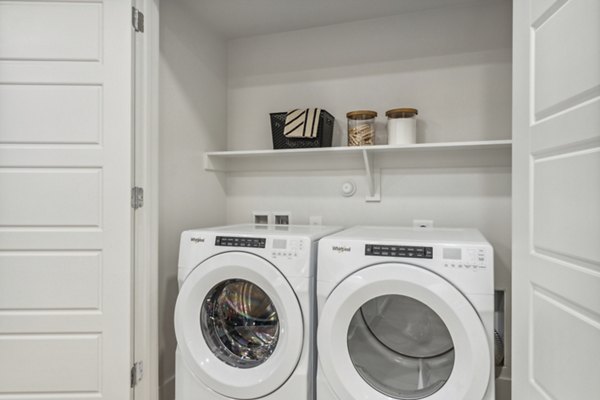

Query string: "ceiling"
[182, 0, 503, 39]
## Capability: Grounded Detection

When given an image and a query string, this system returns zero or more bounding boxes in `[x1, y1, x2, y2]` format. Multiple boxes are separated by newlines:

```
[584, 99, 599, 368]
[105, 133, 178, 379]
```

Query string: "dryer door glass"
[200, 279, 279, 368]
[347, 295, 455, 399]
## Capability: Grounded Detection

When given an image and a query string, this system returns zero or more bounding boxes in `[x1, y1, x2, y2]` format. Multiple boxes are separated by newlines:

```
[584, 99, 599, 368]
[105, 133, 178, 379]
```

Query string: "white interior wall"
[158, 1, 513, 399]
[227, 1, 512, 149]
[159, 1, 227, 398]
[225, 1, 513, 398]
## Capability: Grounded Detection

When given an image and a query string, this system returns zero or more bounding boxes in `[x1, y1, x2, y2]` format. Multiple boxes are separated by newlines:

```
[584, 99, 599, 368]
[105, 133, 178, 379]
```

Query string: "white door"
[0, 1, 133, 399]
[512, 0, 600, 399]
[318, 263, 491, 400]
[175, 252, 304, 399]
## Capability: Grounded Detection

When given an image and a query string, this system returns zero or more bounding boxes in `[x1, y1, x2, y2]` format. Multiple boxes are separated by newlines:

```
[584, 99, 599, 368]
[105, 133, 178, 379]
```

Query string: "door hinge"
[131, 187, 144, 210]
[132, 7, 145, 33]
[131, 361, 144, 388]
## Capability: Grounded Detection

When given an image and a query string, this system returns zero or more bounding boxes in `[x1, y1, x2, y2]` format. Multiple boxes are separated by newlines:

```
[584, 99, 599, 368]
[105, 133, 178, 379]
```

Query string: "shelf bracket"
[362, 149, 381, 202]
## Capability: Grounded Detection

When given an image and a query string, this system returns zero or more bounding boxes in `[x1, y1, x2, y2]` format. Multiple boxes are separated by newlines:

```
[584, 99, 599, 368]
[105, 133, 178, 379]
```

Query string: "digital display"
[443, 248, 462, 260]
[272, 239, 287, 249]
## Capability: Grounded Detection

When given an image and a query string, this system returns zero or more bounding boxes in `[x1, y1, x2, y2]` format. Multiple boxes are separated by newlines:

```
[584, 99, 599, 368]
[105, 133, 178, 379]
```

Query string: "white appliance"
[317, 226, 495, 400]
[175, 224, 342, 400]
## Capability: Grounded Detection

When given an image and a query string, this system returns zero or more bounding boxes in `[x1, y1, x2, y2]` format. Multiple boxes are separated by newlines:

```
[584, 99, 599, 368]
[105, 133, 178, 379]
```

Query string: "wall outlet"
[413, 219, 434, 229]
[273, 212, 291, 225]
[309, 216, 322, 225]
[253, 211, 271, 225]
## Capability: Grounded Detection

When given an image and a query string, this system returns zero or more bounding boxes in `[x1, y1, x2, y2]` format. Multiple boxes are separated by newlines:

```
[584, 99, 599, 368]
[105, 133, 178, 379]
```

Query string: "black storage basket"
[270, 110, 335, 149]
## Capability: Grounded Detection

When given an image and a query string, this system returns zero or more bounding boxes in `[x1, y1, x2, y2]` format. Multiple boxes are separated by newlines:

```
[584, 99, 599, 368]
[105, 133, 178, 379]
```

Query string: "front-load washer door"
[318, 263, 490, 400]
[175, 252, 304, 399]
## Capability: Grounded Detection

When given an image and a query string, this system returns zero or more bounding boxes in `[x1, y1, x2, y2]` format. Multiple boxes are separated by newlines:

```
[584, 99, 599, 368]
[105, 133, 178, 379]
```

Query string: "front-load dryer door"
[318, 263, 490, 400]
[175, 252, 304, 399]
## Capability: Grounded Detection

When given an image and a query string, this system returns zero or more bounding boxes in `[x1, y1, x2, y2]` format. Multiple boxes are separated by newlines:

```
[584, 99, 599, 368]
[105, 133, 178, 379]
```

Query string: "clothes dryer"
[317, 226, 495, 400]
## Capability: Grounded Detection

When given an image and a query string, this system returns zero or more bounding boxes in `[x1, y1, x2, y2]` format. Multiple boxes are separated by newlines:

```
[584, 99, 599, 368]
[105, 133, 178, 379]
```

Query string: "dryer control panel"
[365, 244, 433, 259]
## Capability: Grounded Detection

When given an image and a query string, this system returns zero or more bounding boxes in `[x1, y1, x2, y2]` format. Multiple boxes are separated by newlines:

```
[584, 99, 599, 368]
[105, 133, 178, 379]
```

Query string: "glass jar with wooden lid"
[386, 108, 418, 145]
[347, 110, 377, 146]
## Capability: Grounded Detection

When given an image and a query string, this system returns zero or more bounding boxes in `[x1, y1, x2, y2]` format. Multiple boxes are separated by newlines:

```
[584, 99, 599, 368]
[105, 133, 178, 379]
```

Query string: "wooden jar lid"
[385, 108, 418, 118]
[346, 110, 378, 120]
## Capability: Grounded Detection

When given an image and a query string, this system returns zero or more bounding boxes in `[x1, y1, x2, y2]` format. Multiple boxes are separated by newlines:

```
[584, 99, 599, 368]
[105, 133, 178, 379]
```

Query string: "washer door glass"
[201, 279, 279, 368]
[347, 295, 455, 399]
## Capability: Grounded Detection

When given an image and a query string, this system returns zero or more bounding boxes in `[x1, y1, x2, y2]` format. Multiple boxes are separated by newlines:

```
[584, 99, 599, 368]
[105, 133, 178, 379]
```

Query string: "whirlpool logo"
[190, 237, 205, 243]
[332, 245, 351, 253]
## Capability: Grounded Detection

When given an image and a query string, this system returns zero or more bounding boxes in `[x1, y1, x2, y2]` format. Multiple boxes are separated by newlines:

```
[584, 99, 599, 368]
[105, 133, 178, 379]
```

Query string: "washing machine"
[175, 224, 342, 400]
[317, 226, 494, 400]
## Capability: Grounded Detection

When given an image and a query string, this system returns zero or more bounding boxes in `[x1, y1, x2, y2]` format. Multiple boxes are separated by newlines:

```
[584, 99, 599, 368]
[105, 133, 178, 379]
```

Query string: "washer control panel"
[215, 236, 266, 248]
[442, 247, 487, 270]
[365, 244, 433, 259]
[270, 238, 303, 259]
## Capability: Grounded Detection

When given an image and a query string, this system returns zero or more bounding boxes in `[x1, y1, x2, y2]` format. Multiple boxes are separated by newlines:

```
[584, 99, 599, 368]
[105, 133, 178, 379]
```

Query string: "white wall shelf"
[204, 140, 512, 202]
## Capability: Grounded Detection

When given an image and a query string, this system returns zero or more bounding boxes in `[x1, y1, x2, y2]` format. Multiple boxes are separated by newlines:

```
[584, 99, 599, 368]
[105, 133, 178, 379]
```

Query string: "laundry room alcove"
[159, 1, 513, 399]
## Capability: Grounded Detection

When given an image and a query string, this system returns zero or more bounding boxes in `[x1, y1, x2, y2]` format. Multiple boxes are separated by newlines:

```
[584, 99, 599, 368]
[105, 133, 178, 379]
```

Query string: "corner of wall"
[158, 1, 228, 397]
